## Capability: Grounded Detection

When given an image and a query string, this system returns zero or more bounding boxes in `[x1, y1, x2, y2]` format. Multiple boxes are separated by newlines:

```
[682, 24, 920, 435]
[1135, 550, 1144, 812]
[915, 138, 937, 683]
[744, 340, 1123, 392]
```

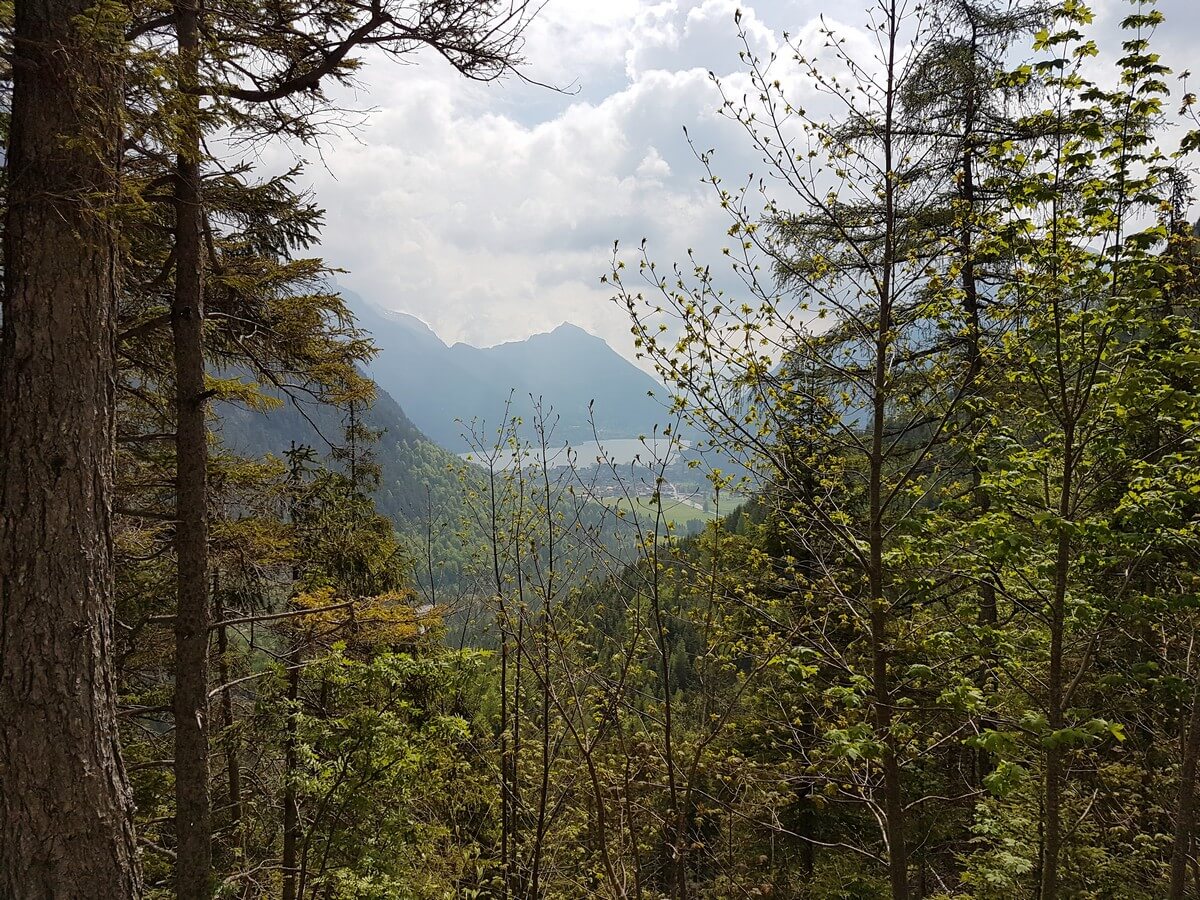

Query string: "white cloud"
[265, 3, 792, 356]
[636, 146, 672, 179]
[248, 0, 1200, 364]
[625, 0, 778, 79]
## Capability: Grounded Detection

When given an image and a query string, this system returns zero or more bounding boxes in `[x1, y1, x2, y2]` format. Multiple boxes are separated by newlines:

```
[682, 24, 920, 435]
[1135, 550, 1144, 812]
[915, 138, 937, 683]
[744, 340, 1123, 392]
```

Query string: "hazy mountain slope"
[216, 381, 466, 539]
[215, 379, 647, 592]
[480, 323, 670, 441]
[342, 289, 675, 451]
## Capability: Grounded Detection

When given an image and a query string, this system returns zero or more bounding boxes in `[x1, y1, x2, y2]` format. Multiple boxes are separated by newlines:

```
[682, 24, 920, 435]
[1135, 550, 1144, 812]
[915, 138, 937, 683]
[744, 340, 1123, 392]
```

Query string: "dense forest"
[1, 0, 1199, 898]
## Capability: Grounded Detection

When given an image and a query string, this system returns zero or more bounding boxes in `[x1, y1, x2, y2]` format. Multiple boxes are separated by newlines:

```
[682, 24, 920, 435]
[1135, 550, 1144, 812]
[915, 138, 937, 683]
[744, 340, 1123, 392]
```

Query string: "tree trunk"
[0, 1, 142, 895]
[513, 613, 525, 893]
[960, 131, 1000, 803]
[1040, 491, 1073, 900]
[172, 0, 212, 894]
[1169, 661, 1200, 898]
[500, 621, 512, 900]
[874, 7, 908, 895]
[215, 573, 244, 836]
[282, 647, 302, 900]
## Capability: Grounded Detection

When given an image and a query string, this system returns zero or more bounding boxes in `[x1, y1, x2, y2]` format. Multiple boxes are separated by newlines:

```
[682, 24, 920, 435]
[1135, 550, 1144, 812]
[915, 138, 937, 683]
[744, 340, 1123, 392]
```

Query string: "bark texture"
[172, 0, 213, 890]
[1168, 668, 1200, 899]
[0, 1, 142, 896]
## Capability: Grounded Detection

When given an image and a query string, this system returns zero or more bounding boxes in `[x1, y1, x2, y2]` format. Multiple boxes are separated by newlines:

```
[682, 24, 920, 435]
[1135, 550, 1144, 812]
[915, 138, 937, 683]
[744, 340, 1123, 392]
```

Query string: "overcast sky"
[261, 0, 1200, 362]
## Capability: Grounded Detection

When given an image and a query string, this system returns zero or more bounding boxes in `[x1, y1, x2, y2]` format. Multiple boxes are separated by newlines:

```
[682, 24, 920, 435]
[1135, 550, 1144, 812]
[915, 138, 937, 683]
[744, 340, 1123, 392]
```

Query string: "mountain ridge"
[449, 320, 602, 351]
[342, 288, 676, 452]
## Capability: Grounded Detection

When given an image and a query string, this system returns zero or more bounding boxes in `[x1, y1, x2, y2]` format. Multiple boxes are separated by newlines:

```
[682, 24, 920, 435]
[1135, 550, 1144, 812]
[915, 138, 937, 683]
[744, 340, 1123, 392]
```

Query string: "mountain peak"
[343, 292, 670, 451]
[550, 321, 591, 336]
[385, 309, 436, 332]
[524, 321, 607, 348]
[340, 289, 448, 350]
[372, 308, 443, 343]
[482, 321, 608, 354]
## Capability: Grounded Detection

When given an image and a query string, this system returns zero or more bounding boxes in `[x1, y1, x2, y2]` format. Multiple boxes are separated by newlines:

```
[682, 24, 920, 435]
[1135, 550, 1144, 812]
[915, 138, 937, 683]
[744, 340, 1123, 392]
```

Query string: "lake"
[459, 437, 690, 469]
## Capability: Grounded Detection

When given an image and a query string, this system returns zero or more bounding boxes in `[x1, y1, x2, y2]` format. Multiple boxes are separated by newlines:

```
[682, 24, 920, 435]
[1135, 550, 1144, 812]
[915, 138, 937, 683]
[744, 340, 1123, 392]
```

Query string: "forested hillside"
[217, 380, 473, 576]
[2, 1, 1200, 899]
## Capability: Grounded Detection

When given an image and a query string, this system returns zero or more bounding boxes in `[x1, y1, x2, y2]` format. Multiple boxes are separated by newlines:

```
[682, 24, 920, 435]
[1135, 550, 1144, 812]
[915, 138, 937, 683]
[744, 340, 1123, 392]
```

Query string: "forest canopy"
[1, 0, 1199, 899]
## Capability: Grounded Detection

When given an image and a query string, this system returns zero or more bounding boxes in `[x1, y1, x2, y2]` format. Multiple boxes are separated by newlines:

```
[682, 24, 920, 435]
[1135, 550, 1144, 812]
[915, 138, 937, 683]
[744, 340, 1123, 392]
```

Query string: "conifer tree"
[118, 2, 540, 892]
[0, 2, 142, 894]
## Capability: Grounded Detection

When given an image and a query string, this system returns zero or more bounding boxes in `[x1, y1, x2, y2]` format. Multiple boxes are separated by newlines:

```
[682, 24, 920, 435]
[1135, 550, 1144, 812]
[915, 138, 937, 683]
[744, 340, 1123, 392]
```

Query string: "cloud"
[249, 0, 1200, 364]
[264, 2, 791, 357]
[625, 0, 778, 79]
